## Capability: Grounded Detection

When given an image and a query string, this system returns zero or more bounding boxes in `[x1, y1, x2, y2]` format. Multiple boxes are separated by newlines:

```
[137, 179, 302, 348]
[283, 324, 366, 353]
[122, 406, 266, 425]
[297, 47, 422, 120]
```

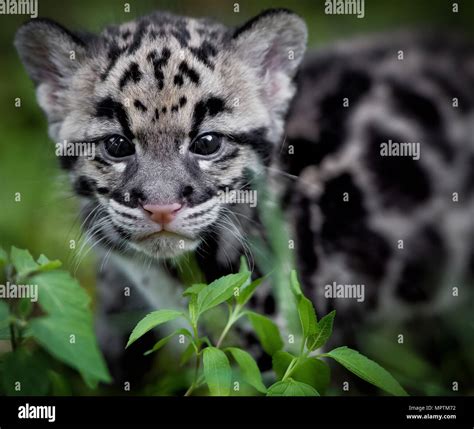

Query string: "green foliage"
[0, 246, 111, 394]
[127, 261, 408, 396]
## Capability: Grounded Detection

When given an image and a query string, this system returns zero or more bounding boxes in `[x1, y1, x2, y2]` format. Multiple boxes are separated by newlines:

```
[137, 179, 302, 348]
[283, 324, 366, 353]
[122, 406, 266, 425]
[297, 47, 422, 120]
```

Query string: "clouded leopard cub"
[15, 9, 474, 384]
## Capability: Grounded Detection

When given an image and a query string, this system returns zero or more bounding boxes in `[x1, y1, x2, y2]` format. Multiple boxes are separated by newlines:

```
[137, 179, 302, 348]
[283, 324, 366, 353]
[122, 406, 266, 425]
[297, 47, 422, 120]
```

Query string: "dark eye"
[189, 133, 222, 156]
[103, 135, 135, 159]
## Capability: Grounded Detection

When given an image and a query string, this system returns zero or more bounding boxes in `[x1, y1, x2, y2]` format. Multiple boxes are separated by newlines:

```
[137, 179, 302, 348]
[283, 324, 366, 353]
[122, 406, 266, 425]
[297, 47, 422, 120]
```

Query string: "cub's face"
[15, 10, 307, 259]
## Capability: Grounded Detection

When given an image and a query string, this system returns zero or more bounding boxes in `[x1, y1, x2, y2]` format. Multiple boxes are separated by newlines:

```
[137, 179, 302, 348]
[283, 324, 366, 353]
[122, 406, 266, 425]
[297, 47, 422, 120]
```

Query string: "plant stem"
[184, 323, 202, 397]
[216, 306, 241, 348]
[9, 322, 17, 351]
[282, 357, 299, 381]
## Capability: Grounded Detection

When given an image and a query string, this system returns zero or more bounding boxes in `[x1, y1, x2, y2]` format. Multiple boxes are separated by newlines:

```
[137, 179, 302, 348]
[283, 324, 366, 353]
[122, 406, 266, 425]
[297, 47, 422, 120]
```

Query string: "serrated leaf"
[28, 316, 111, 384]
[308, 310, 336, 351]
[197, 272, 249, 316]
[246, 311, 283, 355]
[30, 271, 91, 321]
[203, 347, 232, 396]
[144, 328, 192, 356]
[37, 254, 62, 271]
[236, 278, 263, 306]
[11, 247, 38, 279]
[323, 346, 408, 396]
[126, 309, 183, 348]
[267, 379, 319, 396]
[226, 347, 266, 393]
[2, 349, 50, 396]
[182, 283, 207, 297]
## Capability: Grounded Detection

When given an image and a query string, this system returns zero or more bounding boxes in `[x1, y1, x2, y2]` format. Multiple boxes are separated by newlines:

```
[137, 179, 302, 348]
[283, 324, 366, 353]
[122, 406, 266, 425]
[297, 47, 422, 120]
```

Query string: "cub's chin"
[130, 232, 200, 259]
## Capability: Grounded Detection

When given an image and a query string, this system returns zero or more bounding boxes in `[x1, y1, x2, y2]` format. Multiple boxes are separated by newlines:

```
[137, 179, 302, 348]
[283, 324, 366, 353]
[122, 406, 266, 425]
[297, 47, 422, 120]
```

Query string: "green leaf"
[236, 278, 263, 307]
[30, 271, 91, 321]
[307, 310, 336, 351]
[267, 379, 319, 396]
[18, 298, 33, 319]
[182, 283, 207, 297]
[126, 309, 184, 348]
[226, 347, 266, 393]
[49, 370, 72, 396]
[203, 347, 232, 396]
[10, 247, 38, 279]
[28, 316, 111, 384]
[2, 349, 50, 396]
[0, 246, 8, 268]
[180, 343, 196, 366]
[272, 351, 331, 394]
[0, 300, 10, 340]
[37, 254, 62, 271]
[298, 296, 318, 339]
[197, 272, 249, 315]
[144, 328, 192, 356]
[290, 269, 303, 297]
[322, 346, 408, 396]
[246, 311, 283, 355]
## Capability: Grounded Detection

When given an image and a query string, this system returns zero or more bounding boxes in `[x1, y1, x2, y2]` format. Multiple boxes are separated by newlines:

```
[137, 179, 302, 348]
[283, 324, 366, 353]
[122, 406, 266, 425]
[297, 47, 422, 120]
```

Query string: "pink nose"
[143, 203, 182, 225]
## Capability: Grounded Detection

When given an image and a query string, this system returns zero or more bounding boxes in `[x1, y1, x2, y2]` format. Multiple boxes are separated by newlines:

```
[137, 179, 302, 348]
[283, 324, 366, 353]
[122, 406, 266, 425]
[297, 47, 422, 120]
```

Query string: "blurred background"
[0, 0, 473, 395]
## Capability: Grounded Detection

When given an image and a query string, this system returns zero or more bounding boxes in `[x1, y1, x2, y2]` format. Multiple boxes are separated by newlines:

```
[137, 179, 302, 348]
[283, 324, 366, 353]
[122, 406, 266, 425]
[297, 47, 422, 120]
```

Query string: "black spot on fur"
[74, 176, 97, 197]
[161, 106, 167, 114]
[171, 105, 179, 113]
[149, 48, 171, 90]
[97, 187, 110, 195]
[189, 96, 229, 140]
[170, 23, 190, 48]
[396, 226, 446, 302]
[179, 61, 200, 85]
[119, 62, 142, 90]
[366, 126, 431, 210]
[173, 74, 184, 87]
[127, 20, 148, 55]
[154, 108, 159, 121]
[96, 97, 134, 141]
[189, 41, 217, 69]
[319, 173, 391, 281]
[179, 96, 187, 107]
[389, 80, 453, 161]
[101, 44, 126, 81]
[295, 194, 319, 282]
[228, 128, 273, 166]
[134, 99, 147, 112]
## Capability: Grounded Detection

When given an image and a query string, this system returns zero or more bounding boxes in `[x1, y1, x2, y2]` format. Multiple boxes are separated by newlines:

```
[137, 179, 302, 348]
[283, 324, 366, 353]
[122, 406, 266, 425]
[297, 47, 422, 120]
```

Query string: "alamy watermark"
[324, 281, 365, 302]
[0, 281, 38, 302]
[0, 0, 38, 18]
[380, 139, 420, 160]
[55, 140, 95, 160]
[217, 187, 258, 208]
[325, 0, 365, 19]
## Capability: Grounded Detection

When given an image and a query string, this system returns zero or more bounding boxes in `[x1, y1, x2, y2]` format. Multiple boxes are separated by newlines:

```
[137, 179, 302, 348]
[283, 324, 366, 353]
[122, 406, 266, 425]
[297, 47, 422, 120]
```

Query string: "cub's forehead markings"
[119, 62, 142, 91]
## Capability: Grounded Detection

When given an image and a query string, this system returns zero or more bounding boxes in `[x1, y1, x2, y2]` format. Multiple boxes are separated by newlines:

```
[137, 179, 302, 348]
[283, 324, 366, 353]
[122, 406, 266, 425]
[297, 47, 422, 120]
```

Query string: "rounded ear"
[14, 18, 88, 122]
[231, 9, 308, 115]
